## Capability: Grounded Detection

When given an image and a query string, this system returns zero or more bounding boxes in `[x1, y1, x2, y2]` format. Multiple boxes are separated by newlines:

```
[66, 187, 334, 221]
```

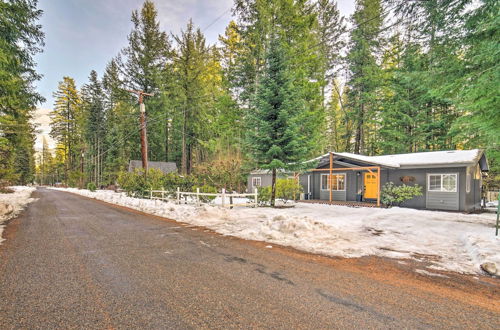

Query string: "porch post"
[377, 166, 381, 207]
[329, 152, 333, 203]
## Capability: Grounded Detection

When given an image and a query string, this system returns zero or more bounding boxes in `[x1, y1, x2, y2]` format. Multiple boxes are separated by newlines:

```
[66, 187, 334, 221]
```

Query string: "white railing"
[150, 187, 259, 208]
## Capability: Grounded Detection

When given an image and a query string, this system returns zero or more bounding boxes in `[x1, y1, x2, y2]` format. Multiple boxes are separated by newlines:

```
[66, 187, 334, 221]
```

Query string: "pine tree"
[50, 77, 82, 182]
[451, 0, 500, 187]
[315, 0, 346, 99]
[246, 36, 309, 207]
[172, 20, 213, 174]
[102, 58, 136, 183]
[0, 0, 44, 184]
[81, 70, 106, 185]
[346, 0, 383, 154]
[120, 0, 171, 162]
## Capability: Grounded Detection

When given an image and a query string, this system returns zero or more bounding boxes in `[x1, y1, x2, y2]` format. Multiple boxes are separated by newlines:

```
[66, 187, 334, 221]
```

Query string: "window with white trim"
[321, 174, 346, 191]
[428, 174, 457, 192]
[252, 177, 261, 188]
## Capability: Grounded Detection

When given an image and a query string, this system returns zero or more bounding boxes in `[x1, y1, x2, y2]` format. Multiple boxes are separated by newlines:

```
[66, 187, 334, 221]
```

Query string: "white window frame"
[427, 173, 458, 193]
[252, 177, 262, 188]
[320, 173, 346, 191]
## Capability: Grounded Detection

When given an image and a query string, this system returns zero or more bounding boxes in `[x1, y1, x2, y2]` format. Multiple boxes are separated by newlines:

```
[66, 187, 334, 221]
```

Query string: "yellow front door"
[364, 172, 378, 199]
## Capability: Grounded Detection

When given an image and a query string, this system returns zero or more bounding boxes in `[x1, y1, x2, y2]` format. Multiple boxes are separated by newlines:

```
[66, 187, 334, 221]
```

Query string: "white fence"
[150, 187, 258, 208]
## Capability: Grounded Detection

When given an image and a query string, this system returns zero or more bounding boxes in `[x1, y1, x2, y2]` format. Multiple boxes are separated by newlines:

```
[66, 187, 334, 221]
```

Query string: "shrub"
[193, 184, 217, 203]
[381, 182, 423, 207]
[276, 178, 303, 204]
[117, 169, 148, 197]
[87, 182, 96, 192]
[256, 179, 303, 205]
[117, 169, 202, 198]
[257, 186, 272, 205]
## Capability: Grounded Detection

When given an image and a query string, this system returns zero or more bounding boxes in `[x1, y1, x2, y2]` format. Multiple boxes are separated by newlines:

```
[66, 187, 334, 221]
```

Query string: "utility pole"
[127, 90, 154, 173]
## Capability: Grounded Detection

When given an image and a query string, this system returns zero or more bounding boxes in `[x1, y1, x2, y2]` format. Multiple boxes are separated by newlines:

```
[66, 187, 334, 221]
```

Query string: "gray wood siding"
[319, 190, 346, 201]
[426, 191, 460, 211]
[314, 172, 347, 201]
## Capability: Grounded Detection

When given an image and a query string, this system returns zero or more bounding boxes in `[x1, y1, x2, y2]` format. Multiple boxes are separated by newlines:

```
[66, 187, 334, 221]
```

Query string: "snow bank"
[51, 187, 499, 275]
[0, 186, 37, 244]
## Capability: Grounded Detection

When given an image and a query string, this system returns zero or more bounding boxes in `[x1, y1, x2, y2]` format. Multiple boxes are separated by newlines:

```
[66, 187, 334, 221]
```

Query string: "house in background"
[247, 149, 488, 212]
[128, 160, 178, 174]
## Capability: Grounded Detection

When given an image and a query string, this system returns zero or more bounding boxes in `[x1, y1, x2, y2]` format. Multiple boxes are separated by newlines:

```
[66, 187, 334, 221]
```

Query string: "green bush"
[276, 178, 303, 203]
[257, 186, 272, 205]
[87, 182, 96, 192]
[117, 169, 202, 198]
[117, 169, 148, 197]
[256, 178, 303, 205]
[192, 184, 217, 203]
[380, 182, 423, 207]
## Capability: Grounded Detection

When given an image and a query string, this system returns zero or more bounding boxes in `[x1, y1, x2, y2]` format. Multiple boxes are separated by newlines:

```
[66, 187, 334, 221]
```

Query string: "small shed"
[128, 160, 178, 174]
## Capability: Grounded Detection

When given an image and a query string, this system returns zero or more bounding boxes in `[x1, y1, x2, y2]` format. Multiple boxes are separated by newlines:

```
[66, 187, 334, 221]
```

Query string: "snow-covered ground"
[0, 186, 37, 244]
[52, 187, 500, 275]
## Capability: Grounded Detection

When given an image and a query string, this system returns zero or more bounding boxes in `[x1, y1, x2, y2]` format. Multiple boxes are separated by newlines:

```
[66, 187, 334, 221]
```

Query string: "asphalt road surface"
[1, 188, 499, 329]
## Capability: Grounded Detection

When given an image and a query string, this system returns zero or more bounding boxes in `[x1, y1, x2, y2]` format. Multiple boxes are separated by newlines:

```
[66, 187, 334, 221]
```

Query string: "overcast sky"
[32, 0, 355, 151]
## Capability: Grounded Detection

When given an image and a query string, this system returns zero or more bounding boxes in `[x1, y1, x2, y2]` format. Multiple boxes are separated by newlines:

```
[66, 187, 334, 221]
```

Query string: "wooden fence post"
[221, 188, 226, 208]
[176, 187, 180, 204]
[254, 188, 258, 207]
[196, 187, 200, 206]
[150, 189, 153, 199]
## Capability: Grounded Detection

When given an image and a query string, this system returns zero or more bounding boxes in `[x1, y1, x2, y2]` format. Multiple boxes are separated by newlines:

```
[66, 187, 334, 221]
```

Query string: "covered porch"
[302, 152, 385, 207]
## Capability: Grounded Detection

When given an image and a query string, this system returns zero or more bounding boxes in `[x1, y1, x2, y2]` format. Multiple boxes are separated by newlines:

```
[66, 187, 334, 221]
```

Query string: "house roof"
[249, 169, 291, 175]
[128, 160, 178, 174]
[312, 149, 488, 170]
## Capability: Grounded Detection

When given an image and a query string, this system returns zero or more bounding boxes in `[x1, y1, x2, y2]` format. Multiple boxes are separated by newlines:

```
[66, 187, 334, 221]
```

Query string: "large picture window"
[321, 174, 346, 191]
[252, 177, 261, 188]
[428, 174, 457, 192]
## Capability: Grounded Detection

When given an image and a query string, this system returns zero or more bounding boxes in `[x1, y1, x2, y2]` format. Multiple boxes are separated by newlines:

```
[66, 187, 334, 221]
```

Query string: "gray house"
[128, 160, 178, 174]
[247, 149, 488, 212]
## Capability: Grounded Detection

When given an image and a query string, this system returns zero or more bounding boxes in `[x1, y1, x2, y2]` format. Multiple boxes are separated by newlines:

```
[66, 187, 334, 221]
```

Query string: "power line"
[202, 7, 231, 32]
[83, 2, 412, 173]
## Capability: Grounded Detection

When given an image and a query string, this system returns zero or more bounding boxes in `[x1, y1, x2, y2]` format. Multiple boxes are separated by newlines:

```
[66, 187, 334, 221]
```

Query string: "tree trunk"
[354, 103, 364, 154]
[181, 108, 187, 175]
[270, 168, 277, 207]
[165, 117, 169, 162]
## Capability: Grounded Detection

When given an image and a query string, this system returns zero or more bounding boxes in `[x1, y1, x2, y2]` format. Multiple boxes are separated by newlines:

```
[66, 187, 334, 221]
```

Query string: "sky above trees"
[32, 0, 355, 151]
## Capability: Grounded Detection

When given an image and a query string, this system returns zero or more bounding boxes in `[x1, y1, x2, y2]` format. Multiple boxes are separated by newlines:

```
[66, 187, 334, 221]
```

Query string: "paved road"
[0, 188, 499, 329]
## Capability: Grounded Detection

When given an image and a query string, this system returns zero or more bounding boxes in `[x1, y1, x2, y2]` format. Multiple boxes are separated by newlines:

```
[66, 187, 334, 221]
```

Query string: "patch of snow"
[415, 269, 449, 278]
[50, 187, 499, 275]
[0, 186, 37, 244]
[485, 200, 498, 208]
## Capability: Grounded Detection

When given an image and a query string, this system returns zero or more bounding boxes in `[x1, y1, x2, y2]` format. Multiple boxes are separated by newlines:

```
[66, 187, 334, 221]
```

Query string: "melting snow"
[0, 186, 37, 244]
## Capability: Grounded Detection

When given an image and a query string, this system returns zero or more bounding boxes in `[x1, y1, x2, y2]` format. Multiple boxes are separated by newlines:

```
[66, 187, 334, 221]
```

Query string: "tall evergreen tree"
[120, 0, 171, 162]
[50, 77, 82, 182]
[346, 0, 383, 154]
[246, 36, 309, 206]
[81, 70, 106, 185]
[172, 20, 212, 174]
[0, 0, 44, 184]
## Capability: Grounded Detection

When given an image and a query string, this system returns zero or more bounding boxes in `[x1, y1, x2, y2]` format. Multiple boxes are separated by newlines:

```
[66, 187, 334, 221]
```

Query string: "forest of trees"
[1, 0, 498, 191]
